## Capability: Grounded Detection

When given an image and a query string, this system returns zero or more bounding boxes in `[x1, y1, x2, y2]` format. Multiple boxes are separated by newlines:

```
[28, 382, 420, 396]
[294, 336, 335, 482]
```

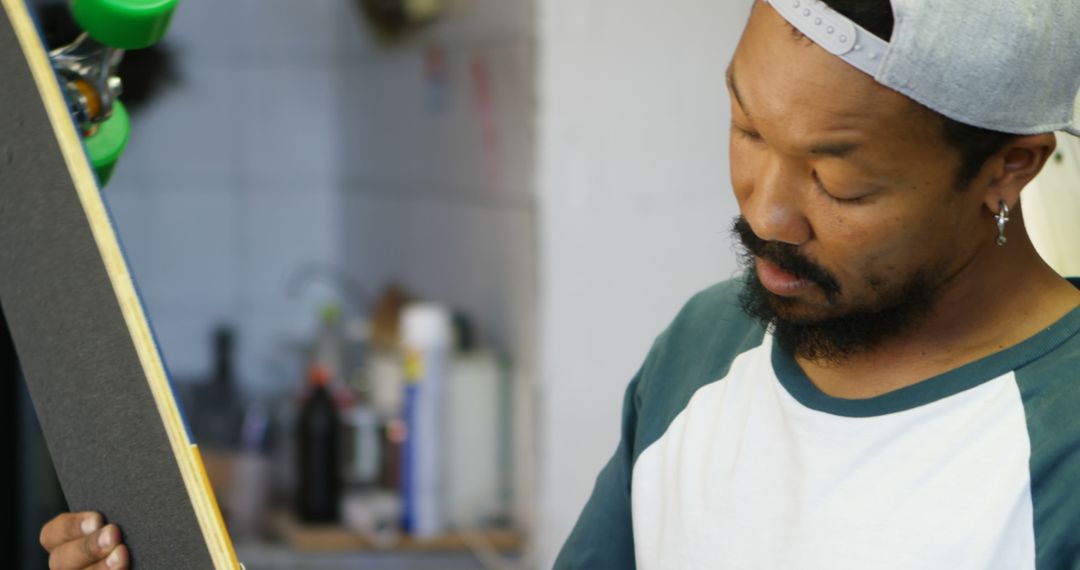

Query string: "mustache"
[731, 216, 841, 299]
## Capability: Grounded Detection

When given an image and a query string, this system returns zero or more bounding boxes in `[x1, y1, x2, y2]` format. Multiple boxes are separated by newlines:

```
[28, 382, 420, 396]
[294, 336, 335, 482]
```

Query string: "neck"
[797, 225, 1080, 399]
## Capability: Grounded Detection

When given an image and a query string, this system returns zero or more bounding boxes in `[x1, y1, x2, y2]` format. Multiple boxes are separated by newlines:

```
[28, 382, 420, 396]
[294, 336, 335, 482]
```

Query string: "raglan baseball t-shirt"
[555, 278, 1080, 569]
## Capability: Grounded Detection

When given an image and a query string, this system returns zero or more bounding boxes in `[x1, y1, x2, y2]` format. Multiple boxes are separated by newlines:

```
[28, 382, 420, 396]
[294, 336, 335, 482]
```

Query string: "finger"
[40, 512, 102, 552]
[48, 523, 120, 570]
[86, 544, 129, 570]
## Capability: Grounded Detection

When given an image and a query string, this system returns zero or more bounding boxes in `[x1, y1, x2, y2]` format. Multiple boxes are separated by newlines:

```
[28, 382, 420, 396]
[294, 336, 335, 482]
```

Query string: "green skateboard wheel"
[84, 100, 130, 186]
[70, 0, 178, 50]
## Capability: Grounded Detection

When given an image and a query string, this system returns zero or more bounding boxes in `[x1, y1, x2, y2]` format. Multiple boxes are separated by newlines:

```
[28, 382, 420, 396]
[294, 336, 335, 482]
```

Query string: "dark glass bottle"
[297, 365, 340, 522]
[192, 326, 243, 450]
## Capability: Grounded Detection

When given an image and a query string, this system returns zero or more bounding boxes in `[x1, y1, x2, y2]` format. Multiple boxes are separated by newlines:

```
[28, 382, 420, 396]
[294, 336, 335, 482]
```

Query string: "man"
[554, 0, 1080, 568]
[40, 0, 1080, 568]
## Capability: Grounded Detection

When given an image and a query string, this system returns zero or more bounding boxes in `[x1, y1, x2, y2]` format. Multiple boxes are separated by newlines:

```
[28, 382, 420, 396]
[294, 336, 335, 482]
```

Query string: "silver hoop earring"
[994, 200, 1010, 246]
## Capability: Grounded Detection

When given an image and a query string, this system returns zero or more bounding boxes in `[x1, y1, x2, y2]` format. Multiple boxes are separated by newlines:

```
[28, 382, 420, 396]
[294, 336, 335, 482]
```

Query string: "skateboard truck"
[50, 32, 123, 135]
[45, 0, 178, 186]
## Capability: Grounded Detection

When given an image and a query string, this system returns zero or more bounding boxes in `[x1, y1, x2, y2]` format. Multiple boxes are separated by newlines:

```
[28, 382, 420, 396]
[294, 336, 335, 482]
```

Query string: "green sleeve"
[1014, 335, 1080, 569]
[553, 370, 642, 569]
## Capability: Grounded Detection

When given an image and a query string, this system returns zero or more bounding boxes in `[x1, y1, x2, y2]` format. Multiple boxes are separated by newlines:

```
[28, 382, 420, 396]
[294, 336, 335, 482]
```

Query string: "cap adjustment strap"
[763, 0, 890, 78]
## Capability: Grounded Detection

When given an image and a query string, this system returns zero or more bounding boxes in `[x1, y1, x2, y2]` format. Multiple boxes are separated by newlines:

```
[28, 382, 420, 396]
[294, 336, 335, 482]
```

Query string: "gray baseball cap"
[763, 0, 1080, 137]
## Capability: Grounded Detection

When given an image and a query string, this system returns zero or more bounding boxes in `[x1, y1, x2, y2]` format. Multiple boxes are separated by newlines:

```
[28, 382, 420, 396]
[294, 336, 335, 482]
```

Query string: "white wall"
[536, 0, 753, 565]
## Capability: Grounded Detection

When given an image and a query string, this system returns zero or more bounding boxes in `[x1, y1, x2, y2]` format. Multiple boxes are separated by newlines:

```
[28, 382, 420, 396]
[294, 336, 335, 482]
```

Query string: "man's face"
[728, 3, 991, 359]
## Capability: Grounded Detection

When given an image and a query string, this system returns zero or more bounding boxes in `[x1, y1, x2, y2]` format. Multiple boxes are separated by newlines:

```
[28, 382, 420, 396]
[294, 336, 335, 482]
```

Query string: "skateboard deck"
[0, 0, 239, 567]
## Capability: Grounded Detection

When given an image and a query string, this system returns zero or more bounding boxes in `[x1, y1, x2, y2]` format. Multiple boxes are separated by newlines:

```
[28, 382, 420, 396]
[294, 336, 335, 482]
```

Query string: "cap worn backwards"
[763, 0, 1080, 137]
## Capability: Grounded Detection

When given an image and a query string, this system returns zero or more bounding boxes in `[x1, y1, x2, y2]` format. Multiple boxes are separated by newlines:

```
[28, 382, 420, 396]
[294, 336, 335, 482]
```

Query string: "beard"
[732, 216, 942, 364]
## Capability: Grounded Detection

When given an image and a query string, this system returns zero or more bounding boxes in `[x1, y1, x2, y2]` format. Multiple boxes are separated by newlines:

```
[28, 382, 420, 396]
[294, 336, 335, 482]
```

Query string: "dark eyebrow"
[725, 63, 751, 121]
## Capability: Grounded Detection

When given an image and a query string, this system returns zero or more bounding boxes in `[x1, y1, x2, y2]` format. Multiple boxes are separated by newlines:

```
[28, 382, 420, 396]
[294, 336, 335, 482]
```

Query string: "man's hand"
[40, 512, 129, 569]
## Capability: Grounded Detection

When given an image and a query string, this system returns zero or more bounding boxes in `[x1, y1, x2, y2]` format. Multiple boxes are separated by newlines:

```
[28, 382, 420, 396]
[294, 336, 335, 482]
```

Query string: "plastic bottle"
[400, 303, 452, 538]
[297, 365, 340, 523]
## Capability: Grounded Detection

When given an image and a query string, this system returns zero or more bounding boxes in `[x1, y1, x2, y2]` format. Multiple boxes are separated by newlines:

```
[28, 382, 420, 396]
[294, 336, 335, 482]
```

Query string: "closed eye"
[732, 124, 764, 143]
[813, 171, 867, 204]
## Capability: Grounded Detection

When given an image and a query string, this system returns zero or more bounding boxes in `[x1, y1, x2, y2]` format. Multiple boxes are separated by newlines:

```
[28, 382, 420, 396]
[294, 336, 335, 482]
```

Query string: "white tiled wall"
[103, 0, 538, 542]
[106, 0, 360, 389]
[330, 0, 539, 542]
[106, 0, 536, 362]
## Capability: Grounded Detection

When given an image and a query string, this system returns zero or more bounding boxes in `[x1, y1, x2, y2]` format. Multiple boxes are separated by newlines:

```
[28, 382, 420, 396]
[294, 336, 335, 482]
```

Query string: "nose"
[739, 152, 812, 246]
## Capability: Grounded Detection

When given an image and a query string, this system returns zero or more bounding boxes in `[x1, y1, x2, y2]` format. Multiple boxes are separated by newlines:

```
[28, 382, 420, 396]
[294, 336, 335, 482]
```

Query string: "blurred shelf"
[268, 510, 524, 553]
[234, 543, 496, 570]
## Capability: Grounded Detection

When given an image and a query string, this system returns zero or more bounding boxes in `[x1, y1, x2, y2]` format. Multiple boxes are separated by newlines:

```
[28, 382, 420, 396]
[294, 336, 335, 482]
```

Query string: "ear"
[982, 133, 1058, 212]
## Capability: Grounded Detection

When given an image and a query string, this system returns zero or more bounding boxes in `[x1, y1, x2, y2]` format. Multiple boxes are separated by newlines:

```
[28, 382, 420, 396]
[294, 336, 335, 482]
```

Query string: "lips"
[755, 257, 813, 296]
